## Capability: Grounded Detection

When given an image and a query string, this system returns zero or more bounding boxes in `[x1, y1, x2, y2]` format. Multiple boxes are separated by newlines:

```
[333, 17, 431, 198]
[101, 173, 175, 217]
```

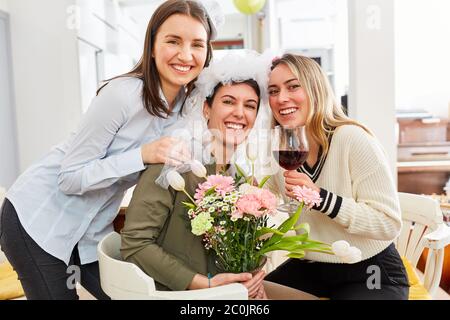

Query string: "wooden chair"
[97, 232, 248, 300]
[395, 192, 450, 299]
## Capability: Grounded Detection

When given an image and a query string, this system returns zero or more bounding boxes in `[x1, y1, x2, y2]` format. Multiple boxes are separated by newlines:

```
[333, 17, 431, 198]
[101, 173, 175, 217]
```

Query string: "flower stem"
[251, 161, 255, 186]
[182, 189, 196, 204]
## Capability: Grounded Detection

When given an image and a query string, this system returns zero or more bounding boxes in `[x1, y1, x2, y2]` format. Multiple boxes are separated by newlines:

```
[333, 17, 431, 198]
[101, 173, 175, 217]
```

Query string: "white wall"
[8, 0, 82, 171]
[77, 0, 141, 113]
[0, 0, 8, 12]
[395, 0, 450, 118]
[266, 0, 349, 100]
[0, 10, 19, 189]
[348, 0, 397, 176]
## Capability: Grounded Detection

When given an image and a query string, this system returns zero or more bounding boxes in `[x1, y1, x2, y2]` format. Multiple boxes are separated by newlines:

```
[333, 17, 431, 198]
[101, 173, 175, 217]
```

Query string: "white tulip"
[190, 160, 207, 178]
[166, 170, 185, 191]
[238, 183, 259, 195]
[331, 240, 351, 257]
[341, 246, 362, 264]
[246, 141, 258, 162]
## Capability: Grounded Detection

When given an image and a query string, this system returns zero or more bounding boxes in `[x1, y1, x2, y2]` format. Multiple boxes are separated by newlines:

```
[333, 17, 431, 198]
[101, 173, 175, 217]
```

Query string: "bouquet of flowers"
[166, 161, 361, 274]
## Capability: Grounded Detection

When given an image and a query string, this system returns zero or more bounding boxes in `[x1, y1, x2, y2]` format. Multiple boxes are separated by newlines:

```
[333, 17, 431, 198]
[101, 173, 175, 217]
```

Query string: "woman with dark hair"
[0, 0, 221, 300]
[120, 52, 318, 300]
[120, 77, 264, 296]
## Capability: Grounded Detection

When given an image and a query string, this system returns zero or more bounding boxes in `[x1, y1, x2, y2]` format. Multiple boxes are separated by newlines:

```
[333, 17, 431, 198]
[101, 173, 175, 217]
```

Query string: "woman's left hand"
[284, 171, 320, 199]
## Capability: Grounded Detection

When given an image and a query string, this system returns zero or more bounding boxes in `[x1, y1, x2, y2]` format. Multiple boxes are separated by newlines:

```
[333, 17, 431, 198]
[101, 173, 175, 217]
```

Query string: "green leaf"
[262, 204, 304, 248]
[275, 233, 309, 243]
[204, 187, 216, 197]
[182, 201, 196, 210]
[287, 252, 305, 259]
[294, 223, 310, 234]
[258, 176, 271, 188]
[259, 241, 305, 254]
[234, 163, 248, 180]
[255, 227, 285, 238]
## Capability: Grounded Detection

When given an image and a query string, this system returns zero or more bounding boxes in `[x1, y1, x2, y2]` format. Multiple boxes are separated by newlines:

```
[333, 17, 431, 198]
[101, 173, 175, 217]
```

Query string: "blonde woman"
[264, 54, 409, 300]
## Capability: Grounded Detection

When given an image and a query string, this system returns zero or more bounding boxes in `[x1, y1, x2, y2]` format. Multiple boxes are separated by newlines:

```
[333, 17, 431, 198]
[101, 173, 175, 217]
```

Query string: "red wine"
[274, 150, 309, 170]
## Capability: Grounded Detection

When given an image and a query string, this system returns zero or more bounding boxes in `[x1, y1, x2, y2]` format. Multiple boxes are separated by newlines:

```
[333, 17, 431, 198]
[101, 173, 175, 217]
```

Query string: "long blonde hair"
[270, 54, 371, 157]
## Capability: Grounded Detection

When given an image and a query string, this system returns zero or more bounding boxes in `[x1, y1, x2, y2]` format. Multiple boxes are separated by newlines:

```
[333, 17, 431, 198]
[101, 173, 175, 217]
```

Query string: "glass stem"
[289, 198, 297, 213]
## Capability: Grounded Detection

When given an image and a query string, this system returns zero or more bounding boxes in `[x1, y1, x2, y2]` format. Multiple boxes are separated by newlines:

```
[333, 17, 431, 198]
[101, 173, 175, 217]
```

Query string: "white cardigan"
[272, 125, 402, 263]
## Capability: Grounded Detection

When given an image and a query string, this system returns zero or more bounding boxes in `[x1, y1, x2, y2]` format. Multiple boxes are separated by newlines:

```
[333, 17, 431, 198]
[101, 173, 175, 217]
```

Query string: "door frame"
[0, 10, 19, 188]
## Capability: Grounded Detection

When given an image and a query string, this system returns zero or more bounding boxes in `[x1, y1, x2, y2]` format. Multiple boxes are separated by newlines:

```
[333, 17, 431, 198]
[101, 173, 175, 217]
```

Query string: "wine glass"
[272, 125, 309, 212]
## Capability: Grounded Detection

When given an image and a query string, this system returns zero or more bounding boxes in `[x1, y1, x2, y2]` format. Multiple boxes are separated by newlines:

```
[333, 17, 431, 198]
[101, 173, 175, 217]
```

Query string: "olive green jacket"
[120, 164, 217, 291]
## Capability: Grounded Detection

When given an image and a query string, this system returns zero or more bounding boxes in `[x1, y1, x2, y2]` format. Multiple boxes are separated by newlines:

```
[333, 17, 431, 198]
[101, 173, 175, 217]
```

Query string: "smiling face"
[203, 83, 259, 148]
[268, 63, 311, 128]
[153, 14, 208, 94]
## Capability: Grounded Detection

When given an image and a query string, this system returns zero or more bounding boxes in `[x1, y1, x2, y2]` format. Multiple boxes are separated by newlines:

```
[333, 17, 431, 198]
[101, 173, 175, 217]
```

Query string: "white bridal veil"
[155, 49, 274, 189]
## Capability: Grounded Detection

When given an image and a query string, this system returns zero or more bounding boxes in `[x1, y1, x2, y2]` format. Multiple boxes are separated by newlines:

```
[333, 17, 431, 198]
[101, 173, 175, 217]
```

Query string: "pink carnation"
[231, 209, 243, 220]
[258, 189, 278, 216]
[236, 194, 264, 218]
[194, 175, 235, 201]
[235, 189, 278, 218]
[293, 186, 322, 209]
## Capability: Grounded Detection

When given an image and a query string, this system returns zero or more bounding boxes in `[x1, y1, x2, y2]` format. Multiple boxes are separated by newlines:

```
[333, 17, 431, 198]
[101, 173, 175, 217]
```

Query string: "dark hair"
[205, 79, 261, 111]
[98, 0, 213, 118]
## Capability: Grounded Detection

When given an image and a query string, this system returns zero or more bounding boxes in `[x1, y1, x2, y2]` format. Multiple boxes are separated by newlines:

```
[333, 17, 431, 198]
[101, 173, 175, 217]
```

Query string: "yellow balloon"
[233, 0, 266, 15]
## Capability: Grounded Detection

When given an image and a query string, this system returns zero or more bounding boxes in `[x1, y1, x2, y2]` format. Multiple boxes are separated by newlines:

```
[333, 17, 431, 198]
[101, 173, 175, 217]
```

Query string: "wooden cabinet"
[397, 159, 450, 195]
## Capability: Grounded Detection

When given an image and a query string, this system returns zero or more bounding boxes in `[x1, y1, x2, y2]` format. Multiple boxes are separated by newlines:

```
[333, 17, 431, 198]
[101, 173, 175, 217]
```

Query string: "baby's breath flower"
[221, 205, 229, 211]
[208, 207, 215, 213]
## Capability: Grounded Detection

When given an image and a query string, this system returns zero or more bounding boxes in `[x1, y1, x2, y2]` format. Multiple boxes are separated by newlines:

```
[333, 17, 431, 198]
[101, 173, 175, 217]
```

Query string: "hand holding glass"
[272, 125, 309, 212]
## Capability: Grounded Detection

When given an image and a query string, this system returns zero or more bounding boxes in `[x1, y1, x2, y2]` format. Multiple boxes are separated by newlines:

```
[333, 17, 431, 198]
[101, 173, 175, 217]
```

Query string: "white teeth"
[225, 123, 244, 130]
[280, 108, 297, 115]
[173, 65, 191, 72]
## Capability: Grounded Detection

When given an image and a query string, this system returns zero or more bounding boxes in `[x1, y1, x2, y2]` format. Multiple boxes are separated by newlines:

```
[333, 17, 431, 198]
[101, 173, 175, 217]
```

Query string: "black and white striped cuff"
[313, 188, 343, 219]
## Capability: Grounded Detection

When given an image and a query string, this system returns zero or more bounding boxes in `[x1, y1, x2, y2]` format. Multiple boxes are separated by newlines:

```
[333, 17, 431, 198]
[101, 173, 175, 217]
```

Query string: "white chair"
[395, 192, 450, 298]
[97, 232, 248, 300]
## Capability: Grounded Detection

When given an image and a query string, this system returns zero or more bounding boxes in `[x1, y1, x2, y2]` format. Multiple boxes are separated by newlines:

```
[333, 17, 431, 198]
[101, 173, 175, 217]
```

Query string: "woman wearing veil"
[120, 51, 317, 299]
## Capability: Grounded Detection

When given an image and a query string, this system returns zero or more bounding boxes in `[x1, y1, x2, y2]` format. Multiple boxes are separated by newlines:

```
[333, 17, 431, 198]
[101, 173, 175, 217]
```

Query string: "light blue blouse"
[6, 77, 185, 265]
